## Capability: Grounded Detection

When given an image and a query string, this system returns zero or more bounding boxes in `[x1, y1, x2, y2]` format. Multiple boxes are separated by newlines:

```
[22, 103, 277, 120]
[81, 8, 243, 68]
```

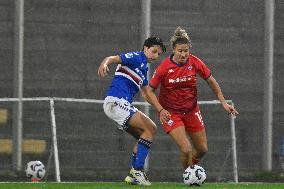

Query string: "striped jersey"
[106, 51, 148, 103]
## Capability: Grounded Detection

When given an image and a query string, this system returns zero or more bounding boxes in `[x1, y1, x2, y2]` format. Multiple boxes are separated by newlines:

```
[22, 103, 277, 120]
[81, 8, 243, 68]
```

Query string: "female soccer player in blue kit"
[97, 36, 170, 186]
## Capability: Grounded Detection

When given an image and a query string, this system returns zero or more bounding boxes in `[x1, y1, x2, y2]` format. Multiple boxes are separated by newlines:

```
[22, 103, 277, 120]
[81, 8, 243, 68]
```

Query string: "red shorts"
[162, 105, 205, 134]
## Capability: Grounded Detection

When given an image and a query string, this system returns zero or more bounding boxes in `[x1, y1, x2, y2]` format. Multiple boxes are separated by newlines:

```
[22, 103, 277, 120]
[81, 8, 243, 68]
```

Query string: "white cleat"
[124, 168, 138, 185]
[131, 168, 151, 186]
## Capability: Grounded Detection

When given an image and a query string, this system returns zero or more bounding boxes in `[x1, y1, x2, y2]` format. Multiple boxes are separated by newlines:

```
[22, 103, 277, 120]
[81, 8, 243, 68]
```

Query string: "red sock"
[192, 157, 199, 165]
[31, 178, 41, 182]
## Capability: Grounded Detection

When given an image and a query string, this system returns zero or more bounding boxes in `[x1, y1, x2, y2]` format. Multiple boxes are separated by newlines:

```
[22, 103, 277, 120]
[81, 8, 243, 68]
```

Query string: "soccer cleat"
[131, 168, 151, 186]
[124, 168, 138, 185]
[124, 175, 136, 185]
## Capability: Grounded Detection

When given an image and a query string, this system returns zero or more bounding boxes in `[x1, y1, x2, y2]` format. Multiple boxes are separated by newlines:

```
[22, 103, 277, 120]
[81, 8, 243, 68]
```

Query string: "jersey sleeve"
[194, 57, 211, 79]
[149, 63, 165, 89]
[119, 52, 140, 67]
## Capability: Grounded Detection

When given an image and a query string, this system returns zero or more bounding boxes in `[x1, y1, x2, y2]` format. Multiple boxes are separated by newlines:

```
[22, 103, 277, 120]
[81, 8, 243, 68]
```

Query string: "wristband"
[158, 108, 164, 113]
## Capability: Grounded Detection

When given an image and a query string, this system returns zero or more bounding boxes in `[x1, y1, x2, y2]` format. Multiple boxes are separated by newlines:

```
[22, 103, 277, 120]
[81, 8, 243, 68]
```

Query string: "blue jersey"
[106, 51, 149, 103]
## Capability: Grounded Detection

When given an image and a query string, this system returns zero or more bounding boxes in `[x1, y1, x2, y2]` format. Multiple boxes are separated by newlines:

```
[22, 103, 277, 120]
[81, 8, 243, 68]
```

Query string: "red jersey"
[150, 54, 211, 113]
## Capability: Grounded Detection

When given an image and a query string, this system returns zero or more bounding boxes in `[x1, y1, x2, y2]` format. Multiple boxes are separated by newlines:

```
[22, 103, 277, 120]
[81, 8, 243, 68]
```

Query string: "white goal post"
[0, 97, 238, 183]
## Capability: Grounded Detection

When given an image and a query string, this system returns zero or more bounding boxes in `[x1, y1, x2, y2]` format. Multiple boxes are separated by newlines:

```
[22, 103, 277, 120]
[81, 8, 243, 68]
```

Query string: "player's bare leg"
[126, 126, 143, 140]
[189, 129, 208, 164]
[124, 111, 156, 186]
[169, 126, 193, 169]
[128, 111, 157, 141]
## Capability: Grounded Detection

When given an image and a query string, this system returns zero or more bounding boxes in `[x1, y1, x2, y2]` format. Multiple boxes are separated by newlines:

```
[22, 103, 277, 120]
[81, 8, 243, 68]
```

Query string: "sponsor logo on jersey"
[134, 68, 145, 80]
[124, 52, 140, 59]
[169, 76, 193, 83]
[168, 69, 174, 73]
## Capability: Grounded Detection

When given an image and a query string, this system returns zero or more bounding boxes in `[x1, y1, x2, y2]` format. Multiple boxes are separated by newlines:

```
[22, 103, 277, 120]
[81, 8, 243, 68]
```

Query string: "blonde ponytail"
[170, 26, 191, 48]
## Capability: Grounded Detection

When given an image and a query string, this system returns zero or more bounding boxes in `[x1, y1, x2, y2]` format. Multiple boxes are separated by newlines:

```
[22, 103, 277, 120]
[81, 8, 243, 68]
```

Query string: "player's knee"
[143, 126, 156, 138]
[147, 125, 157, 136]
[180, 141, 192, 155]
[144, 121, 157, 135]
[140, 114, 157, 135]
[151, 124, 157, 135]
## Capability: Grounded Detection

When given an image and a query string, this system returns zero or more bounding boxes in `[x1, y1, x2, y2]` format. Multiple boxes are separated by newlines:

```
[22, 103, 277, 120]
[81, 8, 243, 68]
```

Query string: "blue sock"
[131, 152, 137, 168]
[134, 138, 152, 170]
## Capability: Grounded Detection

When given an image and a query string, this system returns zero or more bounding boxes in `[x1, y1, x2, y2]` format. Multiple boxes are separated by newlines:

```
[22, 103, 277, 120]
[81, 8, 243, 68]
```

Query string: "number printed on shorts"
[194, 111, 204, 126]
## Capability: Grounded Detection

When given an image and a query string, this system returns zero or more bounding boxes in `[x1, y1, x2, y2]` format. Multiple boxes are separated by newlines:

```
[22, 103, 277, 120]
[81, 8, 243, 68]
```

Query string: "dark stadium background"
[0, 0, 283, 182]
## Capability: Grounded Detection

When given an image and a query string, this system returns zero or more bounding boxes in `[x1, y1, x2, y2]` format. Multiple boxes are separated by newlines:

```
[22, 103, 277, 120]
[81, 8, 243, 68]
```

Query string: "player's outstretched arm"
[206, 75, 239, 117]
[141, 86, 171, 123]
[97, 55, 121, 78]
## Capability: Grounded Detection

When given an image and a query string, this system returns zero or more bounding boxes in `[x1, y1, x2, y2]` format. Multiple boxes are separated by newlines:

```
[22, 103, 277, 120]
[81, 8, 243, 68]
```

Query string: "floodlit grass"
[0, 182, 283, 189]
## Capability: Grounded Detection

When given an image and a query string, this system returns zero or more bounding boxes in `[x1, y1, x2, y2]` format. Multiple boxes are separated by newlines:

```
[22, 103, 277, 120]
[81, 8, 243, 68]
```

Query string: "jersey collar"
[169, 54, 189, 67]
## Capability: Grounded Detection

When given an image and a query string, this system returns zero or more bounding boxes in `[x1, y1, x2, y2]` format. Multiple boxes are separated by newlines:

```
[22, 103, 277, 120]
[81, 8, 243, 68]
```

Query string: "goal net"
[0, 97, 237, 182]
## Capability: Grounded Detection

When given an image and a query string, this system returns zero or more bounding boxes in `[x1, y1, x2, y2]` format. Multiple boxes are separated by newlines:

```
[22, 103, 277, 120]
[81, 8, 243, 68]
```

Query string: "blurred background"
[0, 0, 283, 182]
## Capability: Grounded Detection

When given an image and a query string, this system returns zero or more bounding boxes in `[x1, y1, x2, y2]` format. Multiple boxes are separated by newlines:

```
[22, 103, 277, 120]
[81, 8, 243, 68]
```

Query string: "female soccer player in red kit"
[149, 27, 239, 170]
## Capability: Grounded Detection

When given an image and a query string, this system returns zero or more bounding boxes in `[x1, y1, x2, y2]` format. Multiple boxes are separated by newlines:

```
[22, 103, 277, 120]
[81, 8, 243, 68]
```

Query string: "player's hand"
[222, 103, 239, 118]
[159, 109, 171, 124]
[97, 63, 109, 78]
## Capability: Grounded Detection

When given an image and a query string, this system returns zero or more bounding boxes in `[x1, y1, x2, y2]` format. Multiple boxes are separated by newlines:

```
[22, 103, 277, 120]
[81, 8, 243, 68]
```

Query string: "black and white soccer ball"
[25, 161, 46, 180]
[183, 165, 206, 186]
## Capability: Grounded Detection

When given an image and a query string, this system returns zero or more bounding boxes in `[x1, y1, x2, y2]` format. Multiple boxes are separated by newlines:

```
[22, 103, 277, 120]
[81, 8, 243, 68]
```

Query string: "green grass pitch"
[0, 182, 283, 189]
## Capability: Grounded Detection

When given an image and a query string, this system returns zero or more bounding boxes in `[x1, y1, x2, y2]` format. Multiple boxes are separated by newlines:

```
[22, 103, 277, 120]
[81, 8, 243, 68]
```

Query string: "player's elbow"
[105, 55, 121, 65]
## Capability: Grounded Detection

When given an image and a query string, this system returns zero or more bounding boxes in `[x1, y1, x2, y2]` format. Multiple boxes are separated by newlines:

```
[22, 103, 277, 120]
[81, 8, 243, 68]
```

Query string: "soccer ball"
[25, 161, 46, 181]
[183, 165, 206, 186]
